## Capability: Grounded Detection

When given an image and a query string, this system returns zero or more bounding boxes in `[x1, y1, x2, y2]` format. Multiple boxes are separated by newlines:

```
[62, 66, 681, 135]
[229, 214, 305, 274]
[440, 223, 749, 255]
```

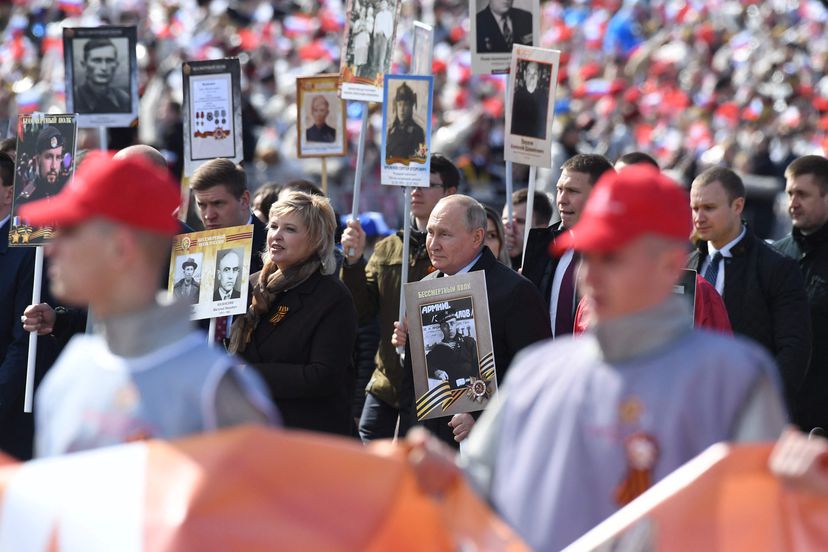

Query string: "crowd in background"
[2, 0, 828, 236]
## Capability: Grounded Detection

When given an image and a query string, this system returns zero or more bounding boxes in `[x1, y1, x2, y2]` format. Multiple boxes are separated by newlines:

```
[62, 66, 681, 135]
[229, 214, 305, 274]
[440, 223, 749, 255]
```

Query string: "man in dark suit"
[523, 154, 614, 336]
[397, 195, 551, 447]
[190, 158, 266, 274]
[688, 166, 811, 414]
[213, 249, 242, 301]
[305, 95, 336, 143]
[0, 151, 58, 460]
[476, 0, 533, 53]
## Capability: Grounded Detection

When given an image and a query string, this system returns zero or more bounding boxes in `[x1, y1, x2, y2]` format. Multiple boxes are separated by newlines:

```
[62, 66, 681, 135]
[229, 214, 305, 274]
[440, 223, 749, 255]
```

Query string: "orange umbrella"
[0, 426, 527, 551]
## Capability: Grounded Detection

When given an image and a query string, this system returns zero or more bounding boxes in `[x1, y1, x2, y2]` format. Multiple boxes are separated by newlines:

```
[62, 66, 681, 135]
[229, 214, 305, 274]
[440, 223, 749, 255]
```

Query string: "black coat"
[250, 215, 267, 274]
[476, 7, 533, 53]
[240, 269, 358, 436]
[400, 247, 551, 446]
[0, 220, 59, 460]
[522, 224, 567, 308]
[774, 223, 828, 430]
[688, 228, 811, 411]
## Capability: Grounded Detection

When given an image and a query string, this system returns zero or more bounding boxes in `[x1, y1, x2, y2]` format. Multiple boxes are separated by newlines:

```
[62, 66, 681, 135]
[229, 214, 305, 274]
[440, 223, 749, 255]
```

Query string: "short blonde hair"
[269, 191, 337, 274]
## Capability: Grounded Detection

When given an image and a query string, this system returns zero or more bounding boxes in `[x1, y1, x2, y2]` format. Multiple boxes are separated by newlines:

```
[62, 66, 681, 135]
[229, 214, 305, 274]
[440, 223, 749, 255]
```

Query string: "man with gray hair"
[395, 194, 550, 447]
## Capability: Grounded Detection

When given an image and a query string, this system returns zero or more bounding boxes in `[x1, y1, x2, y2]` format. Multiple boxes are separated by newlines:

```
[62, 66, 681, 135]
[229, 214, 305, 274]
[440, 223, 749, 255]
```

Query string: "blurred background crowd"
[2, 0, 828, 238]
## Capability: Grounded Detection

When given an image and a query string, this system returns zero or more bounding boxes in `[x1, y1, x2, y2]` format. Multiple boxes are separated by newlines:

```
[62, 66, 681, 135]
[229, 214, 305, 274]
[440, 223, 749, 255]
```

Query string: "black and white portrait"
[173, 253, 203, 305]
[510, 59, 551, 139]
[476, 0, 533, 54]
[421, 298, 479, 390]
[71, 37, 131, 115]
[384, 79, 428, 163]
[213, 247, 243, 302]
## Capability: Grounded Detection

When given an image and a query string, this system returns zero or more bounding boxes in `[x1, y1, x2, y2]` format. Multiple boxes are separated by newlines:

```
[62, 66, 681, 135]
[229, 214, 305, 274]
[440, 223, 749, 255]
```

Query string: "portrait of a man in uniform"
[173, 256, 200, 304]
[305, 95, 336, 143]
[73, 38, 131, 114]
[476, 0, 533, 54]
[385, 81, 426, 162]
[15, 126, 67, 205]
[425, 310, 479, 390]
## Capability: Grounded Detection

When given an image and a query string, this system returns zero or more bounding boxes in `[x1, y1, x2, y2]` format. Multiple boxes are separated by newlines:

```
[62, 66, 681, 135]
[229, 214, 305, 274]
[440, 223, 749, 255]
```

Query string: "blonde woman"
[230, 191, 357, 436]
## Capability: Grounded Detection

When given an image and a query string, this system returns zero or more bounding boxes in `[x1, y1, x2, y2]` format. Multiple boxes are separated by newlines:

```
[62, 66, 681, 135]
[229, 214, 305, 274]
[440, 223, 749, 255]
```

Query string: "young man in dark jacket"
[688, 166, 811, 414]
[774, 155, 828, 432]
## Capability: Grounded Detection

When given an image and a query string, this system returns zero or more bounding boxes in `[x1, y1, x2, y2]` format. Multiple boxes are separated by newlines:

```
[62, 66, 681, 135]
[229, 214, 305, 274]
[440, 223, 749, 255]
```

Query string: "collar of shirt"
[707, 225, 746, 258]
[246, 214, 254, 225]
[446, 250, 483, 276]
[0, 215, 9, 229]
[490, 8, 509, 28]
[218, 288, 233, 300]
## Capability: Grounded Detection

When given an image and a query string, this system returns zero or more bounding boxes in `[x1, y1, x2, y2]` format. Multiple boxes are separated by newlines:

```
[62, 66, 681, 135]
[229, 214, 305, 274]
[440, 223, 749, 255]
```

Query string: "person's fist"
[391, 318, 408, 349]
[21, 303, 56, 335]
[448, 413, 475, 443]
[341, 219, 366, 264]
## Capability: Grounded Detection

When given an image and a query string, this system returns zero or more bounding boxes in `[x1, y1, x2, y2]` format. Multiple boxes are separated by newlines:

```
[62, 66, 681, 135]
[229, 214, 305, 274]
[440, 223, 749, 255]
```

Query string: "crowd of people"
[2, 0, 828, 549]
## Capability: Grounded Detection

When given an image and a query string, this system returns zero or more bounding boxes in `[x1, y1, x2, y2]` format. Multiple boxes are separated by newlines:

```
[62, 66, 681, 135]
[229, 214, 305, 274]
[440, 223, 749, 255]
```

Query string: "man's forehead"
[87, 45, 116, 56]
[194, 184, 235, 200]
[220, 252, 240, 267]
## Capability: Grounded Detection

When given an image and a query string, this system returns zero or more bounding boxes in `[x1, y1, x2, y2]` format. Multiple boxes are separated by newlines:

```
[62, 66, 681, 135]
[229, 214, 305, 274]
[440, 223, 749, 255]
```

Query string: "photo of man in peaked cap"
[15, 126, 68, 205]
[424, 309, 479, 390]
[386, 81, 426, 161]
[173, 256, 201, 304]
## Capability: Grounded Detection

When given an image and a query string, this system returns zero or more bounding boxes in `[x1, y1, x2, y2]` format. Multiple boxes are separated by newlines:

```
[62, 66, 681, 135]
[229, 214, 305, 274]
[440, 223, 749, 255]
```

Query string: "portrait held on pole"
[9, 114, 78, 247]
[296, 74, 347, 158]
[167, 225, 253, 320]
[404, 272, 498, 421]
[470, 0, 539, 74]
[380, 75, 434, 187]
[182, 58, 244, 177]
[339, 0, 403, 102]
[64, 26, 138, 128]
[505, 46, 561, 167]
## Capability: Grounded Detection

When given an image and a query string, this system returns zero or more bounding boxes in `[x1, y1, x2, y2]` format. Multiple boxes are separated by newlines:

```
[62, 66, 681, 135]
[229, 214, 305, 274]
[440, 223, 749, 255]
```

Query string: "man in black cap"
[386, 82, 426, 161]
[74, 38, 130, 114]
[16, 126, 66, 204]
[425, 310, 479, 390]
[173, 257, 200, 304]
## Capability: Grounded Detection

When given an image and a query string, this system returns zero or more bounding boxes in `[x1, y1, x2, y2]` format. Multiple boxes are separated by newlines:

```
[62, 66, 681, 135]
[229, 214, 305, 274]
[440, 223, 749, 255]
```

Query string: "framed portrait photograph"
[504, 46, 561, 167]
[380, 75, 434, 187]
[296, 75, 347, 158]
[181, 58, 244, 177]
[9, 113, 79, 247]
[470, 0, 539, 75]
[339, 0, 403, 102]
[404, 271, 498, 421]
[64, 26, 138, 128]
[410, 21, 434, 76]
[167, 224, 253, 320]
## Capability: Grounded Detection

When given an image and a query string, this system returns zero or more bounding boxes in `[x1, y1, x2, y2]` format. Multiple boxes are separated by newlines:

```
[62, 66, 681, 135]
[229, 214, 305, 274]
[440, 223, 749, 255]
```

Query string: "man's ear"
[732, 196, 745, 216]
[473, 227, 485, 248]
[240, 189, 251, 211]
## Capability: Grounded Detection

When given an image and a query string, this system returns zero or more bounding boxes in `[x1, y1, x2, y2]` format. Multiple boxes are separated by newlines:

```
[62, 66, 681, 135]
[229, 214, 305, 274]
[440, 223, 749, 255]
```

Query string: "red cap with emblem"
[552, 164, 691, 255]
[19, 150, 181, 235]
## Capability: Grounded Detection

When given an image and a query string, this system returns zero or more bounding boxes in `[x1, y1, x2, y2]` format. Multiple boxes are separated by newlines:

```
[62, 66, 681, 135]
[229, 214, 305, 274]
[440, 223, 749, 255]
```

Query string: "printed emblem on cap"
[50, 136, 58, 148]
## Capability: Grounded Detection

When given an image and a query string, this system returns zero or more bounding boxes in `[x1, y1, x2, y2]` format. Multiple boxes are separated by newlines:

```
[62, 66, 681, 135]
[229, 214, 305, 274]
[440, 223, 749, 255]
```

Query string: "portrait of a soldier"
[386, 82, 426, 161]
[425, 310, 479, 389]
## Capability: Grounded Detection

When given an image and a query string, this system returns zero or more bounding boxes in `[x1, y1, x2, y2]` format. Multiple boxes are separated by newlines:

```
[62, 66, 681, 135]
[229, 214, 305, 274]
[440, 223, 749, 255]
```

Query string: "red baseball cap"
[552, 165, 691, 255]
[19, 151, 181, 235]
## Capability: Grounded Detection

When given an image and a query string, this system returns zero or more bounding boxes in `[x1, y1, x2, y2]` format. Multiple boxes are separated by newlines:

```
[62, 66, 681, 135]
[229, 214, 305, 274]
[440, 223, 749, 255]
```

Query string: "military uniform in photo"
[386, 83, 425, 160]
[16, 126, 66, 205]
[425, 311, 479, 389]
[74, 79, 130, 114]
[306, 123, 336, 143]
[476, 3, 533, 53]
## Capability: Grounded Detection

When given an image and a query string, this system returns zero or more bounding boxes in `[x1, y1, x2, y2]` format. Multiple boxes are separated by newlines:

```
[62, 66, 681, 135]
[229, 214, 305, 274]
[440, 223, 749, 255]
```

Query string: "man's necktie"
[502, 17, 513, 50]
[214, 316, 228, 343]
[703, 252, 723, 287]
[555, 256, 577, 337]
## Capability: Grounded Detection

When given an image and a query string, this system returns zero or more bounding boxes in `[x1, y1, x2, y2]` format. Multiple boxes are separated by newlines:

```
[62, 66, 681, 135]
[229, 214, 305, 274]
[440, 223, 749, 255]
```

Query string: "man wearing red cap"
[460, 166, 787, 551]
[19, 153, 277, 457]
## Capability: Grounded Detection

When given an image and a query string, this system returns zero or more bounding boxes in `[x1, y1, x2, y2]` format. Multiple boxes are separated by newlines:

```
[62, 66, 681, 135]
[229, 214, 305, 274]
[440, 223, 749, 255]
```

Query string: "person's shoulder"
[754, 235, 801, 270]
[318, 272, 356, 300]
[505, 334, 598, 387]
[683, 329, 776, 375]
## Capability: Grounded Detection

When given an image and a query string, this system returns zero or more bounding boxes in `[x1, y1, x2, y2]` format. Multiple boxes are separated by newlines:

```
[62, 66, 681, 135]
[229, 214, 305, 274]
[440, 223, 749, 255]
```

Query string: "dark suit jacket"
[688, 227, 811, 411]
[476, 6, 533, 53]
[240, 269, 358, 436]
[250, 215, 266, 274]
[213, 288, 241, 302]
[400, 247, 551, 446]
[522, 224, 567, 309]
[306, 123, 336, 143]
[0, 219, 59, 460]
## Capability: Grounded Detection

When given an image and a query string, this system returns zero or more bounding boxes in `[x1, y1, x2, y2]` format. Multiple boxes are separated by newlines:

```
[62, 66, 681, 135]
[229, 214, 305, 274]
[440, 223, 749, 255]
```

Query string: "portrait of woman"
[229, 191, 357, 436]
